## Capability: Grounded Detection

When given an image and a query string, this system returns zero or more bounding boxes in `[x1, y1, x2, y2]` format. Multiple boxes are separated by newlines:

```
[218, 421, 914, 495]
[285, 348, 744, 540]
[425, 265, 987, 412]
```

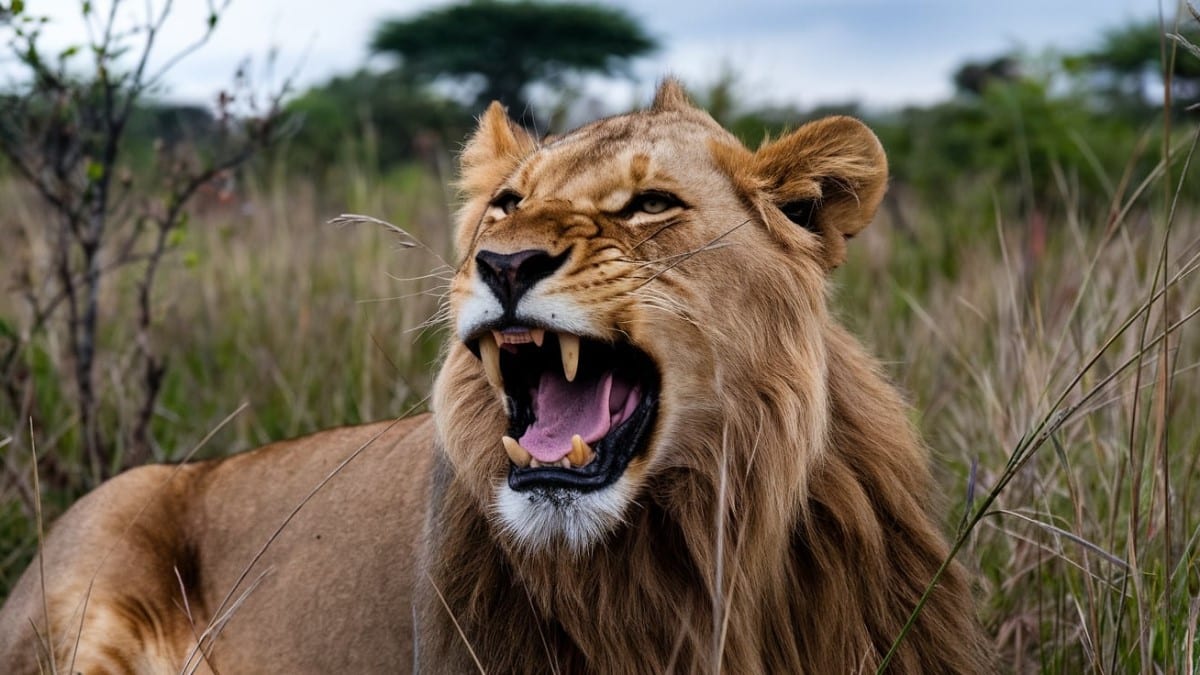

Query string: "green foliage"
[371, 0, 656, 113]
[281, 69, 471, 174]
[1088, 19, 1200, 78]
[1069, 16, 1200, 115]
[877, 77, 1151, 213]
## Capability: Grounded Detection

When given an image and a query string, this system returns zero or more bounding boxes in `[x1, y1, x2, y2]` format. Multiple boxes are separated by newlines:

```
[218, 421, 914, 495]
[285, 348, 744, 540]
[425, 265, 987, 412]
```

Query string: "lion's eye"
[489, 191, 522, 216]
[627, 191, 682, 216]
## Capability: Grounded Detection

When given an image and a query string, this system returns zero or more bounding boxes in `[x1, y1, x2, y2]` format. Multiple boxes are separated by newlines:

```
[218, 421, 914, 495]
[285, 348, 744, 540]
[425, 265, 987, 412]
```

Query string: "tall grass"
[839, 131, 1200, 670]
[0, 162, 452, 593]
[2, 125, 1199, 672]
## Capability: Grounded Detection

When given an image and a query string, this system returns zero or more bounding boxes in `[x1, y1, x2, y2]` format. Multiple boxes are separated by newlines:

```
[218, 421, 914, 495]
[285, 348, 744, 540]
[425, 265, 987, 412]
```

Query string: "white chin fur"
[494, 477, 633, 553]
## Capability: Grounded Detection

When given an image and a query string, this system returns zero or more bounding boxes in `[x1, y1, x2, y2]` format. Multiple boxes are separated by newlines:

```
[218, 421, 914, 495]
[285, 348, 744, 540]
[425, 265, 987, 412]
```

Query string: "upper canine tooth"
[568, 434, 594, 467]
[502, 435, 532, 467]
[559, 333, 580, 382]
[480, 333, 503, 390]
[530, 328, 545, 347]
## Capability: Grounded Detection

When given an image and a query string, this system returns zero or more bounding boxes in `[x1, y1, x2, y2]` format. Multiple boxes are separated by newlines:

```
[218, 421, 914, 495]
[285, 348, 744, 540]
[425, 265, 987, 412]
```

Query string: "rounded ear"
[753, 116, 888, 268]
[458, 102, 538, 198]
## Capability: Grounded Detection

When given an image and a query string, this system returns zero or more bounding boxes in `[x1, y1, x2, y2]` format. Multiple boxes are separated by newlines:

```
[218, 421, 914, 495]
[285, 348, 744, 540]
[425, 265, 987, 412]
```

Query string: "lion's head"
[432, 80, 888, 553]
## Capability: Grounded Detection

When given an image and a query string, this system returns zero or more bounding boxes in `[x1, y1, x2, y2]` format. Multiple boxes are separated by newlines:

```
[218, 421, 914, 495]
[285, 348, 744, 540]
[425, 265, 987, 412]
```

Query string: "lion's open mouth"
[469, 328, 659, 492]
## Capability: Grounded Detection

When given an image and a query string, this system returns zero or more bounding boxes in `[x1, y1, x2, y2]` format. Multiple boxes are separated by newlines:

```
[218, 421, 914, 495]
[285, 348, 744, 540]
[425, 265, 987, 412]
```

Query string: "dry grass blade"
[29, 422, 55, 675]
[188, 418, 406, 663]
[711, 424, 730, 672]
[427, 574, 487, 675]
[328, 213, 420, 248]
[989, 509, 1128, 569]
[180, 571, 271, 675]
[1170, 32, 1200, 60]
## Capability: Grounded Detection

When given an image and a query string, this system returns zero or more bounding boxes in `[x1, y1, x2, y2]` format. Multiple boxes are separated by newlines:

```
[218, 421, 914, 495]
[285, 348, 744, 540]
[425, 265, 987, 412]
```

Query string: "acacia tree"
[371, 0, 656, 117]
[0, 0, 289, 486]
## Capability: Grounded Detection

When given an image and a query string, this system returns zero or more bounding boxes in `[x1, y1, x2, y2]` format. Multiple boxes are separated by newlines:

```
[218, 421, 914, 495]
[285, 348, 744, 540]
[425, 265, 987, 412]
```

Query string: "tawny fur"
[0, 80, 989, 673]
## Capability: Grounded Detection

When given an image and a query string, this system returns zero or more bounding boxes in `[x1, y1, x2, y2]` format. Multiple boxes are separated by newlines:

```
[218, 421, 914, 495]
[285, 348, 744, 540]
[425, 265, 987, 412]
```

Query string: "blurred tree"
[284, 69, 471, 174]
[953, 56, 1021, 96]
[126, 104, 217, 147]
[1067, 16, 1200, 114]
[371, 0, 656, 116]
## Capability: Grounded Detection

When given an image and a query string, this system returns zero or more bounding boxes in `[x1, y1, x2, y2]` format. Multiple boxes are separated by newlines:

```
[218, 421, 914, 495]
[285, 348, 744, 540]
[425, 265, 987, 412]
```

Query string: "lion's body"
[0, 82, 988, 673]
[0, 419, 434, 673]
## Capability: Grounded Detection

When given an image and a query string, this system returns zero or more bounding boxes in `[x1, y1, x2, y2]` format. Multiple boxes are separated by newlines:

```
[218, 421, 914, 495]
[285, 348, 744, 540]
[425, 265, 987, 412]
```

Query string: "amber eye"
[627, 191, 682, 216]
[490, 190, 522, 216]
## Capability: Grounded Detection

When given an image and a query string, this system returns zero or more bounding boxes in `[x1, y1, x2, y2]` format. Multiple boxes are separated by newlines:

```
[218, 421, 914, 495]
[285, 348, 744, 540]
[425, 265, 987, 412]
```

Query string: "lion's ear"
[753, 116, 888, 268]
[459, 102, 537, 198]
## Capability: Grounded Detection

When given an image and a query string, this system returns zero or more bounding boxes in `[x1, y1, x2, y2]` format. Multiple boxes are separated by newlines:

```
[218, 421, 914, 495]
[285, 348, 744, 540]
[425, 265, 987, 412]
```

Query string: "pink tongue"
[518, 370, 639, 463]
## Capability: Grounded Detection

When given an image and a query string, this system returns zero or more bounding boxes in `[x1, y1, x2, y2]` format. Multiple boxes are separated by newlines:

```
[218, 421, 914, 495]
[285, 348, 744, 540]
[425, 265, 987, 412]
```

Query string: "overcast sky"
[4, 0, 1167, 111]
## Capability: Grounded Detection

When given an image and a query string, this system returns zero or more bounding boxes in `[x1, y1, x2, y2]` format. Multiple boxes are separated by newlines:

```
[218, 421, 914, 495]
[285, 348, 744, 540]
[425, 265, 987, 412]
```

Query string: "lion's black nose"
[475, 248, 568, 313]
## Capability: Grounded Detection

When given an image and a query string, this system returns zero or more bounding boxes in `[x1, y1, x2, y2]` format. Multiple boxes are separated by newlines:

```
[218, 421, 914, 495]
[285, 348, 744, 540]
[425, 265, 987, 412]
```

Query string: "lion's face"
[433, 82, 888, 553]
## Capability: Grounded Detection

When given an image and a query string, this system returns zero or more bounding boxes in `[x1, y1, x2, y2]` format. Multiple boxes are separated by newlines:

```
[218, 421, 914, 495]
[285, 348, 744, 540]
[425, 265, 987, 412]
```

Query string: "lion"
[0, 80, 989, 673]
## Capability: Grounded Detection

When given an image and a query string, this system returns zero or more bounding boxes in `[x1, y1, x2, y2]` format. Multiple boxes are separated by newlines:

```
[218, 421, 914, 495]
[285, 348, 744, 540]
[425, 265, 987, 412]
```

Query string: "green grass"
[1, 131, 1198, 671]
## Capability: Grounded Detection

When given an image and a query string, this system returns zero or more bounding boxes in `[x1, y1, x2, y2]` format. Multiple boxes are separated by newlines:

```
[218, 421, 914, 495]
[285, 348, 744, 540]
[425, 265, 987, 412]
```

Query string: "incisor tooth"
[559, 333, 580, 382]
[568, 434, 594, 467]
[502, 435, 532, 467]
[480, 334, 503, 390]
[531, 328, 545, 347]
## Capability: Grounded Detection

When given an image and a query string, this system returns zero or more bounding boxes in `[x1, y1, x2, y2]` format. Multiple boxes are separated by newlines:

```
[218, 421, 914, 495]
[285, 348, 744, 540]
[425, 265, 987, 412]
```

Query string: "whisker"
[357, 287, 450, 305]
[629, 219, 683, 252]
[619, 242, 735, 269]
[385, 268, 455, 284]
[629, 286, 700, 328]
[411, 305, 454, 334]
[625, 219, 750, 291]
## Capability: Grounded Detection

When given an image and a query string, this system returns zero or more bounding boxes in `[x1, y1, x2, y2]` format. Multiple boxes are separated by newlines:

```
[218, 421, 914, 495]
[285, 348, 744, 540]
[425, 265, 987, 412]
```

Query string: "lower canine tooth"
[480, 334, 503, 390]
[502, 436, 532, 467]
[559, 333, 580, 382]
[568, 434, 594, 467]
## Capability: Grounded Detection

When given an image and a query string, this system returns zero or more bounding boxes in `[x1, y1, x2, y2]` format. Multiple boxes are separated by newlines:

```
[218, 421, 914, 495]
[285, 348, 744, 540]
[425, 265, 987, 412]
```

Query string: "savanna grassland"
[2, 59, 1200, 675]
